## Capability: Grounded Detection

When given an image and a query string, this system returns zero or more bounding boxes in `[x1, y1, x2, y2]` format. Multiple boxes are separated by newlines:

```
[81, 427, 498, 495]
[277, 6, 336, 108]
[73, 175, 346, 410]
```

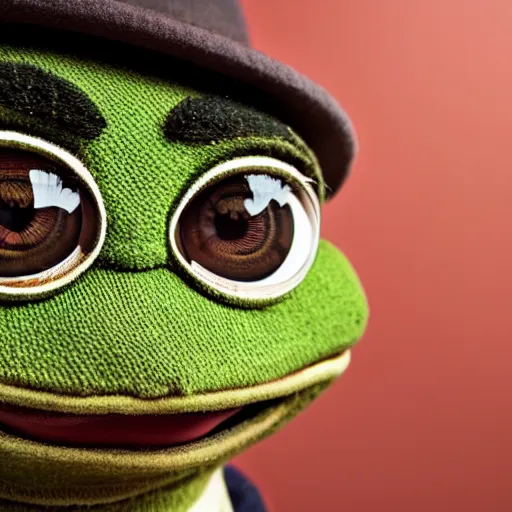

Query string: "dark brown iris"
[179, 176, 294, 282]
[0, 149, 97, 279]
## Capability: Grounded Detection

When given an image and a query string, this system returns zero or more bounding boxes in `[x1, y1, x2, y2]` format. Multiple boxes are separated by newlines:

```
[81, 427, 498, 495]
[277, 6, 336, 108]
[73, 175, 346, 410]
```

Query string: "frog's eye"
[0, 132, 106, 300]
[169, 156, 320, 302]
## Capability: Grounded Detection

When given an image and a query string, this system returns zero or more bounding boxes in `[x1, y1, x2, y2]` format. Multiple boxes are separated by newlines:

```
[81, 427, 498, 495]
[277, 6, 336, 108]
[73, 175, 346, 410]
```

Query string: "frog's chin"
[0, 350, 351, 451]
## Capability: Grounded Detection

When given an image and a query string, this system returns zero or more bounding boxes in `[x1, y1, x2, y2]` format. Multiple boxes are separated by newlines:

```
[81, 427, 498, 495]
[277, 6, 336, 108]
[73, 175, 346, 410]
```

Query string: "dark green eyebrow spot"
[164, 96, 294, 144]
[0, 63, 106, 140]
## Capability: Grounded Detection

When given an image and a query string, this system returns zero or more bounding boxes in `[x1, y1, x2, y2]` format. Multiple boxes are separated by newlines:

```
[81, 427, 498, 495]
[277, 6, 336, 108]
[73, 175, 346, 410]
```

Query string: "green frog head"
[0, 12, 368, 512]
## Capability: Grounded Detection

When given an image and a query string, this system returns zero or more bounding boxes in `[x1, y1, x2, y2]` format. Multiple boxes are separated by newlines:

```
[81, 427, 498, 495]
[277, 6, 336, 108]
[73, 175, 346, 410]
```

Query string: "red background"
[236, 1, 512, 510]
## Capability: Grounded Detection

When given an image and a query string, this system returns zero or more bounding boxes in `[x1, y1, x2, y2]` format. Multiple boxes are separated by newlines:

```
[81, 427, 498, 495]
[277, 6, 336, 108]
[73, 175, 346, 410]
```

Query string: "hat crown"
[117, 0, 249, 44]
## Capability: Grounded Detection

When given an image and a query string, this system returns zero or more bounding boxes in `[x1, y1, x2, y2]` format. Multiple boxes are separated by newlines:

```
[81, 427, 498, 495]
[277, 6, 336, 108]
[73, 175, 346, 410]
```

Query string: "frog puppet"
[0, 0, 368, 510]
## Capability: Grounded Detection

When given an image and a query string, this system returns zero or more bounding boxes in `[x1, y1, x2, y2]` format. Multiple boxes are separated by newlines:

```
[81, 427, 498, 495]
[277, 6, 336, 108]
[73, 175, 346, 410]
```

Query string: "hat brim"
[0, 0, 356, 197]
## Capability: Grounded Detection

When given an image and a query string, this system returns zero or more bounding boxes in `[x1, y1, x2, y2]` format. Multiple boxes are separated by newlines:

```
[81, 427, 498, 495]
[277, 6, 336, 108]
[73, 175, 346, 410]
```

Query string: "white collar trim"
[188, 468, 233, 512]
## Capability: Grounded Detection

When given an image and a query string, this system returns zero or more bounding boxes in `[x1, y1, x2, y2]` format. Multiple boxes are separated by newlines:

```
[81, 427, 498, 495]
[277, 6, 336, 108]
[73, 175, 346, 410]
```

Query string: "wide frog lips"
[0, 351, 351, 450]
[0, 404, 242, 447]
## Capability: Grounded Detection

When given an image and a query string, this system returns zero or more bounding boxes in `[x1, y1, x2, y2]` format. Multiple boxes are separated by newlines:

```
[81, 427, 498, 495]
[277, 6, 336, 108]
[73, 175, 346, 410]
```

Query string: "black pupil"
[214, 212, 249, 241]
[0, 201, 34, 233]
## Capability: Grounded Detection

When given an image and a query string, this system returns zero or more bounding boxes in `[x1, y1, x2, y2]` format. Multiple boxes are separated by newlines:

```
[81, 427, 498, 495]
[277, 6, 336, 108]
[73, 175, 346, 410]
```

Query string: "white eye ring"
[0, 131, 107, 300]
[168, 156, 321, 302]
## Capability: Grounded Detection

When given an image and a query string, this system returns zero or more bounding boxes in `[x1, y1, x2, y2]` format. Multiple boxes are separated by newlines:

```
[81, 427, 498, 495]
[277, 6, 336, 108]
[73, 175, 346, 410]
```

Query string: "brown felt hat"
[0, 0, 356, 197]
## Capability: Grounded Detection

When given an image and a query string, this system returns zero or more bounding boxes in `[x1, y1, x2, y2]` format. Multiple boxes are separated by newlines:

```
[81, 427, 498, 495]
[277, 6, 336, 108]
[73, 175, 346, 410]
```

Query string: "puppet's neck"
[0, 469, 233, 512]
[188, 469, 233, 512]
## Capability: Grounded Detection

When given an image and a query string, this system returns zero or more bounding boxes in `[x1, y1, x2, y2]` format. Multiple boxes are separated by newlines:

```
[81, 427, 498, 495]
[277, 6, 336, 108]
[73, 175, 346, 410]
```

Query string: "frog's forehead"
[0, 44, 323, 269]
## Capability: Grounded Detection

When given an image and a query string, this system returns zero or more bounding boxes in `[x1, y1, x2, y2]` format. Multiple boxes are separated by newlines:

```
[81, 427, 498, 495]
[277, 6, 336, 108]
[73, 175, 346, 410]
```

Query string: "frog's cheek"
[0, 239, 368, 399]
[0, 240, 368, 505]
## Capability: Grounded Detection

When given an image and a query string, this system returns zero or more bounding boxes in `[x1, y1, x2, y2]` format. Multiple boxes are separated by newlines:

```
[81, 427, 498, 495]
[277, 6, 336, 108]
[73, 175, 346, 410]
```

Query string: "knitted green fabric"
[0, 383, 330, 508]
[0, 40, 368, 510]
[0, 43, 323, 270]
[0, 241, 364, 397]
[0, 471, 213, 512]
[0, 44, 367, 397]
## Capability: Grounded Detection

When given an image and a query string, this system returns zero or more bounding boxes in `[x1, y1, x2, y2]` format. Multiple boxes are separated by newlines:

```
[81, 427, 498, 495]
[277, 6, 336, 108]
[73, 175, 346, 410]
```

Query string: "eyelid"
[252, 147, 323, 202]
[193, 148, 322, 204]
[0, 116, 85, 155]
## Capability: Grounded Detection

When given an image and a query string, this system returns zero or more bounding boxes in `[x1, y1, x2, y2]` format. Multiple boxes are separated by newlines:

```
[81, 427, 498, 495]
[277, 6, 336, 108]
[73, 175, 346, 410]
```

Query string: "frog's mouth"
[0, 351, 350, 450]
[0, 403, 243, 447]
[0, 351, 352, 506]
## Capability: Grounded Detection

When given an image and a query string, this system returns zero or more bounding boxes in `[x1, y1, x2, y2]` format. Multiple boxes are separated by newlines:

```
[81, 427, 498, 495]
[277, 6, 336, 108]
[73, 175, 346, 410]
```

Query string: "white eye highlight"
[29, 169, 81, 214]
[244, 174, 292, 216]
[169, 156, 320, 303]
